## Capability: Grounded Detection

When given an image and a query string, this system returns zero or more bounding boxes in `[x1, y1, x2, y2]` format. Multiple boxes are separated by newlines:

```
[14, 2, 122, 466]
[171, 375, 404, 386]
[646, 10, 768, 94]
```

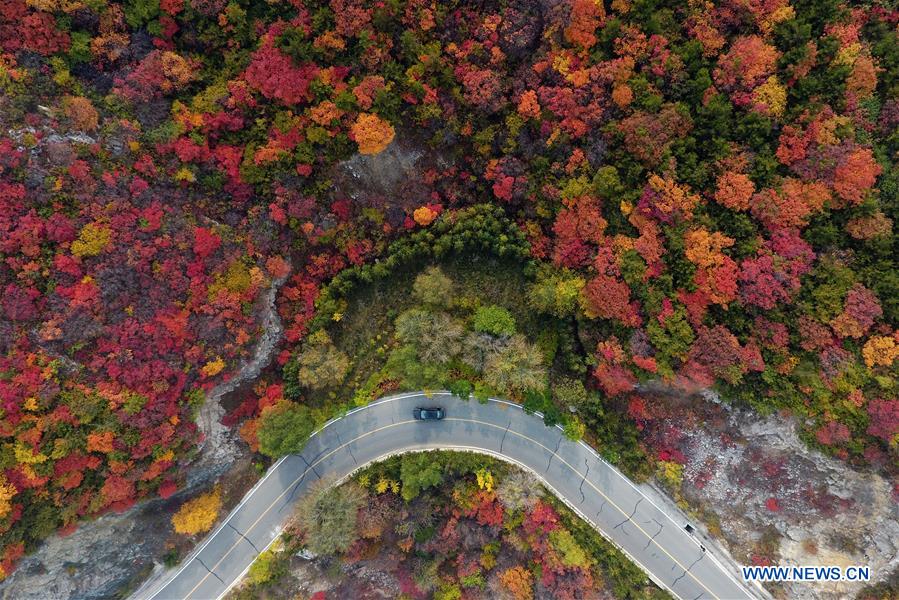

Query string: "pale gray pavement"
[137, 392, 765, 600]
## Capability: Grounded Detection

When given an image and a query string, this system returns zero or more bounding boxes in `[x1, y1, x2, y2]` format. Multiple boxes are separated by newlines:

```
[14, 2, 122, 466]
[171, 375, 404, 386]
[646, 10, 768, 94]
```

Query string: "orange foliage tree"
[498, 565, 534, 600]
[684, 227, 734, 269]
[833, 148, 882, 205]
[565, 0, 605, 51]
[517, 90, 540, 119]
[413, 205, 438, 226]
[350, 113, 395, 155]
[714, 172, 755, 211]
[62, 96, 99, 132]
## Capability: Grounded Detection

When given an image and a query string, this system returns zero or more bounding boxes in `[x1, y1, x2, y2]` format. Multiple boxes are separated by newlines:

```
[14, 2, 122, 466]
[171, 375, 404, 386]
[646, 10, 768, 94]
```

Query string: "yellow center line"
[184, 418, 722, 600]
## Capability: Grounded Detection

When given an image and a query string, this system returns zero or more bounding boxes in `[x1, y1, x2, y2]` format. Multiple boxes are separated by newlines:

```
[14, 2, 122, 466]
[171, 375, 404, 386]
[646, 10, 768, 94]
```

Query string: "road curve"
[137, 392, 761, 600]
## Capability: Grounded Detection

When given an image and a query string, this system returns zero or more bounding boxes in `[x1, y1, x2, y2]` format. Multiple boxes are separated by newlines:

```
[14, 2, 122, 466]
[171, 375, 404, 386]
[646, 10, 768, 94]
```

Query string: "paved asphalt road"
[138, 391, 762, 600]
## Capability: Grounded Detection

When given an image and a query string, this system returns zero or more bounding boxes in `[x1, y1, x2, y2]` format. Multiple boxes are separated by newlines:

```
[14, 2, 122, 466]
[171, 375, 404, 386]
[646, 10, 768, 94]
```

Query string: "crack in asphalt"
[335, 429, 358, 466]
[596, 499, 607, 518]
[643, 518, 663, 551]
[152, 396, 752, 600]
[280, 471, 309, 513]
[300, 451, 322, 479]
[613, 497, 642, 535]
[280, 454, 321, 513]
[545, 434, 563, 472]
[672, 553, 706, 588]
[578, 459, 589, 504]
[499, 421, 511, 454]
[195, 557, 224, 584]
[227, 522, 260, 553]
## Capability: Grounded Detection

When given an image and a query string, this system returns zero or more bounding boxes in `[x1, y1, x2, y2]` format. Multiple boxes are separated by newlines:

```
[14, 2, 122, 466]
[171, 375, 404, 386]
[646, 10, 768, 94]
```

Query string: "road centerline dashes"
[171, 414, 729, 600]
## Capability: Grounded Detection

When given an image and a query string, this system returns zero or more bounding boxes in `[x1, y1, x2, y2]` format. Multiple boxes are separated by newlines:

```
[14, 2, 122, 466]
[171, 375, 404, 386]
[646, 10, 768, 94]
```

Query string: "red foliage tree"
[457, 67, 506, 113]
[193, 227, 221, 260]
[738, 230, 814, 309]
[551, 196, 606, 268]
[0, 1, 70, 55]
[688, 325, 748, 383]
[619, 106, 692, 168]
[815, 421, 851, 446]
[244, 25, 319, 106]
[829, 283, 882, 339]
[114, 50, 198, 102]
[866, 398, 899, 444]
[581, 275, 641, 327]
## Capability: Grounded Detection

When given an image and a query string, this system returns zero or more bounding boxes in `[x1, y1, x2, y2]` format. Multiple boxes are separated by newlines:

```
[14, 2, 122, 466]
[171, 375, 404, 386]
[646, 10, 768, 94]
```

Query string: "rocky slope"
[644, 389, 898, 600]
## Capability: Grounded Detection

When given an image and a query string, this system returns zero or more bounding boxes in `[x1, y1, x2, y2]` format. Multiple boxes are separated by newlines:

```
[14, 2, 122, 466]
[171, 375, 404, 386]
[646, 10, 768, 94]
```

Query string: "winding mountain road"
[138, 392, 763, 600]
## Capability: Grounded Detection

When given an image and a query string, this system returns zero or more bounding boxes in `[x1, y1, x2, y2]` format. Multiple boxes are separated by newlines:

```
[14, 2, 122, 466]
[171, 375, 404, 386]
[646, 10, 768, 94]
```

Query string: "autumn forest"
[0, 0, 897, 595]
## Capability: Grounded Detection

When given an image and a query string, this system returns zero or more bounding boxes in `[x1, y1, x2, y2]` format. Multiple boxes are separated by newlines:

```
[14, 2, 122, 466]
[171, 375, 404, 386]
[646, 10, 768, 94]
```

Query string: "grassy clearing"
[310, 253, 546, 406]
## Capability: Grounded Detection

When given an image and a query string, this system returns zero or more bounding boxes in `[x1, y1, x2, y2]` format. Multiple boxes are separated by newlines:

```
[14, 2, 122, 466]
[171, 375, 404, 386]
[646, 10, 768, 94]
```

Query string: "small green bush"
[472, 305, 516, 336]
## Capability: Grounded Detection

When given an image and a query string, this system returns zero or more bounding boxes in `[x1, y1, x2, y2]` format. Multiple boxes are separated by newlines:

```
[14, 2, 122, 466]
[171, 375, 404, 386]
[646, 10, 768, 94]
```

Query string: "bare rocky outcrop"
[0, 494, 184, 600]
[645, 389, 899, 600]
[330, 134, 452, 217]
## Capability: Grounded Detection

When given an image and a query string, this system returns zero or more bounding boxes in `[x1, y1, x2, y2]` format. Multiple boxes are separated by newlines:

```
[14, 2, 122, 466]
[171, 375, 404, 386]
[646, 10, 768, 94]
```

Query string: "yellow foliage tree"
[752, 76, 787, 117]
[655, 460, 684, 490]
[0, 475, 17, 519]
[350, 113, 395, 155]
[247, 542, 283, 586]
[201, 357, 226, 378]
[71, 222, 112, 258]
[475, 468, 494, 491]
[862, 335, 899, 368]
[549, 528, 591, 569]
[171, 487, 222, 535]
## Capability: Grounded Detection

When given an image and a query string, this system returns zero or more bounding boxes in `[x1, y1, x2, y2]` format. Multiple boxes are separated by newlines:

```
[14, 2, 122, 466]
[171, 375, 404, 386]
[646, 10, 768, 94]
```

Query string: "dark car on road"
[413, 407, 445, 420]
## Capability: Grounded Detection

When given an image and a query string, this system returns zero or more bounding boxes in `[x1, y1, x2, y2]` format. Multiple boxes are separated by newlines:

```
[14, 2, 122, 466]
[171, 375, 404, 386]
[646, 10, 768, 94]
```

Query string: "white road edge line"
[139, 391, 766, 600]
[216, 445, 678, 600]
[142, 391, 426, 600]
